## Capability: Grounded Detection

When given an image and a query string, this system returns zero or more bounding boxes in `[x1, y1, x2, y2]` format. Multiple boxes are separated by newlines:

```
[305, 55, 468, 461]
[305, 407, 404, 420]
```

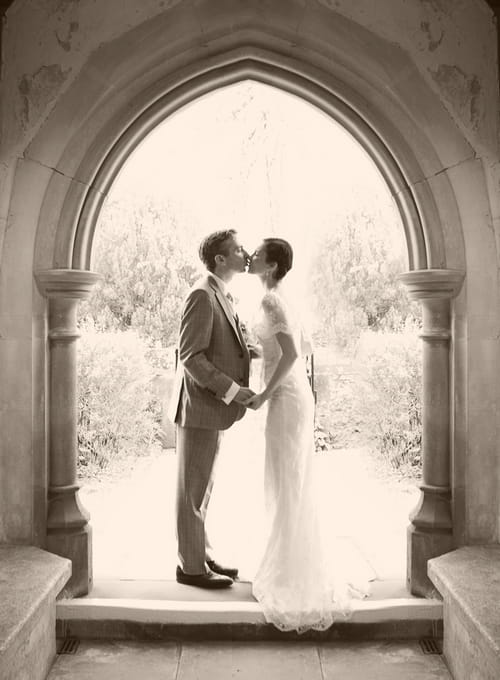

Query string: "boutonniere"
[239, 320, 262, 359]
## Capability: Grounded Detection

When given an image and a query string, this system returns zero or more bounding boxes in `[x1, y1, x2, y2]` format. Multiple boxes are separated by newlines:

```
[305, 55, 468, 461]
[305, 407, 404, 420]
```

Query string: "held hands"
[244, 392, 267, 410]
[233, 386, 256, 405]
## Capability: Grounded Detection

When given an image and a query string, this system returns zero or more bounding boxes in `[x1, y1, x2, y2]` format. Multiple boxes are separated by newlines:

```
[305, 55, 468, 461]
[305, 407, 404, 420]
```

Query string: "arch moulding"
[34, 36, 470, 274]
[32, 38, 467, 597]
[68, 54, 431, 272]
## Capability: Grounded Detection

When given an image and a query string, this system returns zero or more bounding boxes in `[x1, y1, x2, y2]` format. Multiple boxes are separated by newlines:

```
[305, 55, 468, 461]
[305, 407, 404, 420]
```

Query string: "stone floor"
[48, 640, 452, 679]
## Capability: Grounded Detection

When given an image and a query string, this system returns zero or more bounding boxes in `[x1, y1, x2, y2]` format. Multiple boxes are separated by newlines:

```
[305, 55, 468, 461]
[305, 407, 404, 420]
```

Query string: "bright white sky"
[103, 80, 406, 312]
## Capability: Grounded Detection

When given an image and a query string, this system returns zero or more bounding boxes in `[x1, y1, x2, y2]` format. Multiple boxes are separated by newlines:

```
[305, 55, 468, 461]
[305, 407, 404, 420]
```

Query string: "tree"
[79, 196, 199, 349]
[310, 212, 420, 349]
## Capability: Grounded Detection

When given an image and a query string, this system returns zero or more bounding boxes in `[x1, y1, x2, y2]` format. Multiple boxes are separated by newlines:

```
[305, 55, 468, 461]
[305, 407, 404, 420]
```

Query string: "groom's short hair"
[199, 229, 237, 272]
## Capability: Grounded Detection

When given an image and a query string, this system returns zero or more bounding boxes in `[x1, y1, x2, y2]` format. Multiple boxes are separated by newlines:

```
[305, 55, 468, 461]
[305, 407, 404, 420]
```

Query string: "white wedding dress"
[251, 286, 370, 632]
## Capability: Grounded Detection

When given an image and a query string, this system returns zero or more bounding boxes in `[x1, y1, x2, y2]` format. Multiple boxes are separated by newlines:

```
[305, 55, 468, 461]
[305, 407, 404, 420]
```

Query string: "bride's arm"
[245, 331, 298, 409]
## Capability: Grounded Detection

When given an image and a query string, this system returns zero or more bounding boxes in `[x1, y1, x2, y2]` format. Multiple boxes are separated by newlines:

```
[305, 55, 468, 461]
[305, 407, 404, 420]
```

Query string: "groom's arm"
[179, 289, 252, 402]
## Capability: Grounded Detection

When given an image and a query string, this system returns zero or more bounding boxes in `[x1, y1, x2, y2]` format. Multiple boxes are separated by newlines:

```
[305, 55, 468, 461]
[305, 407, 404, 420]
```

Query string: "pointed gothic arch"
[8, 16, 482, 597]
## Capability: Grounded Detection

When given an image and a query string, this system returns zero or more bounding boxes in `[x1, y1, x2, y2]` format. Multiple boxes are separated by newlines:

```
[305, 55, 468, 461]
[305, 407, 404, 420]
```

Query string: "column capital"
[398, 269, 465, 301]
[35, 268, 101, 299]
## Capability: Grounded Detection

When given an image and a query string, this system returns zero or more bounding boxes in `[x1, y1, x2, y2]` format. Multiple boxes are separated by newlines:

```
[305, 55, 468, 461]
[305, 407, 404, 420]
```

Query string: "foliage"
[356, 323, 422, 475]
[310, 212, 420, 350]
[314, 421, 337, 451]
[79, 196, 199, 352]
[308, 213, 422, 471]
[311, 348, 372, 452]
[77, 326, 162, 477]
[76, 196, 422, 479]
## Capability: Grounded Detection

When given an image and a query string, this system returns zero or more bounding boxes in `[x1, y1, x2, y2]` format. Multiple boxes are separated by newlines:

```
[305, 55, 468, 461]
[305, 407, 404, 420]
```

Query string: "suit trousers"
[175, 424, 222, 574]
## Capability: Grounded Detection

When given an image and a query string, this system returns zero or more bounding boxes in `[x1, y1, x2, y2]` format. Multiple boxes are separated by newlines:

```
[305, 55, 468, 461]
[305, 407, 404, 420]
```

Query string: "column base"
[47, 525, 93, 597]
[407, 524, 454, 597]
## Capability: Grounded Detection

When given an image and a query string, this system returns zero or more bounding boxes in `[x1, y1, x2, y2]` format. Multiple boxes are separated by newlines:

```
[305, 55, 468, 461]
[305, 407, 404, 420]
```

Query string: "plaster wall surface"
[0, 0, 499, 548]
[1, 0, 497, 157]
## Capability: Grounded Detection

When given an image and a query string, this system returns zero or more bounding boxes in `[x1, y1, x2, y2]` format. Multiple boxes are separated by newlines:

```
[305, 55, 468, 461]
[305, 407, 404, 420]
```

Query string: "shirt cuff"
[221, 381, 240, 405]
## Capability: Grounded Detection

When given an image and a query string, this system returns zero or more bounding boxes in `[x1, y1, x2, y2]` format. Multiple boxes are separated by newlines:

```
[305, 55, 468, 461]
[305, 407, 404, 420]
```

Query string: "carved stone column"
[399, 269, 464, 597]
[36, 269, 101, 597]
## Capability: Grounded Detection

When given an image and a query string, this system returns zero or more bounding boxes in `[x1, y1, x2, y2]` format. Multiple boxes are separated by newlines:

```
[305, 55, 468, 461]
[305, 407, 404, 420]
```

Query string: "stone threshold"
[56, 578, 443, 641]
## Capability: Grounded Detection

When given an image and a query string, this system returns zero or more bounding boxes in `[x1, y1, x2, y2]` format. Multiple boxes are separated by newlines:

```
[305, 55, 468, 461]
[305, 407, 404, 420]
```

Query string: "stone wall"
[0, 1, 498, 560]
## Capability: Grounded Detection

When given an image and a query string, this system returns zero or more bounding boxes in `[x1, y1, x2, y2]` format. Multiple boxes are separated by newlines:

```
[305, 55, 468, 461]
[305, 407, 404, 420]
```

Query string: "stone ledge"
[0, 545, 71, 680]
[429, 545, 500, 680]
[56, 618, 444, 642]
[56, 589, 443, 641]
[57, 594, 443, 625]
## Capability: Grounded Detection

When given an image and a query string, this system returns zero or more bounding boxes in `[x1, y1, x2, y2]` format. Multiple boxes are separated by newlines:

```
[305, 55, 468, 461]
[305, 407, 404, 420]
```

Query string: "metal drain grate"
[57, 638, 80, 655]
[419, 638, 442, 655]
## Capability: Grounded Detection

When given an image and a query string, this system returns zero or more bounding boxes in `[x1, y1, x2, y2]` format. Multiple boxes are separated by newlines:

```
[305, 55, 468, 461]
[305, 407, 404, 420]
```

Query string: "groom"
[169, 229, 255, 588]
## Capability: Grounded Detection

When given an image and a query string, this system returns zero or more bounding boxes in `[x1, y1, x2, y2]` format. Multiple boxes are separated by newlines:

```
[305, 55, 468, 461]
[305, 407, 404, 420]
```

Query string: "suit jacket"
[168, 274, 251, 430]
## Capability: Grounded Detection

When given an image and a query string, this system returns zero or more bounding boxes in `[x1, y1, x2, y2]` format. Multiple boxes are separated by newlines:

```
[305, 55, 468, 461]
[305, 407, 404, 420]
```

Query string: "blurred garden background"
[76, 81, 422, 582]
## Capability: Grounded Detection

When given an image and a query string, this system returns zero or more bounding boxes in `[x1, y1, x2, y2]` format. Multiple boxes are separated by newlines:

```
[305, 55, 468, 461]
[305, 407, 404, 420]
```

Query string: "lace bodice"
[257, 290, 299, 337]
[253, 289, 306, 387]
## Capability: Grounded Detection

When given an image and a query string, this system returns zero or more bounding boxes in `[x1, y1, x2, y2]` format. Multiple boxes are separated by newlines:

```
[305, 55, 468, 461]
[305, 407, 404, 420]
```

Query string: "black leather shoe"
[206, 559, 239, 579]
[176, 566, 233, 589]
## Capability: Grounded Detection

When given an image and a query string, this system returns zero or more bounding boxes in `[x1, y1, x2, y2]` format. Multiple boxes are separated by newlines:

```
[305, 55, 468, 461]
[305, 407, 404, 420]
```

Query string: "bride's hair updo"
[263, 238, 293, 281]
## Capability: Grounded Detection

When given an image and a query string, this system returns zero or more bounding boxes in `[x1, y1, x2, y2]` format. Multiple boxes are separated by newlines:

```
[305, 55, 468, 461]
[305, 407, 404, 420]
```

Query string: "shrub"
[79, 197, 198, 348]
[313, 372, 362, 451]
[77, 327, 162, 476]
[314, 421, 337, 451]
[309, 212, 419, 350]
[356, 322, 422, 474]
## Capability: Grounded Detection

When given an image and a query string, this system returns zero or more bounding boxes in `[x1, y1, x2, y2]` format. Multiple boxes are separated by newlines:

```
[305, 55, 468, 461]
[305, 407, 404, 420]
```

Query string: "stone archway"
[4, 3, 497, 602]
[35, 55, 465, 597]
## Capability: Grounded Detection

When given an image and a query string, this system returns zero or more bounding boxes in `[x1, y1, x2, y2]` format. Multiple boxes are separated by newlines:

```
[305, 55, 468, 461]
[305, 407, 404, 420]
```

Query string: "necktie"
[226, 292, 238, 322]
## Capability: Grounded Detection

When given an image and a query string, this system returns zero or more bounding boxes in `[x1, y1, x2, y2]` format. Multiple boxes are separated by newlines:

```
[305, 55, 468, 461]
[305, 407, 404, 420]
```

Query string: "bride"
[245, 237, 369, 633]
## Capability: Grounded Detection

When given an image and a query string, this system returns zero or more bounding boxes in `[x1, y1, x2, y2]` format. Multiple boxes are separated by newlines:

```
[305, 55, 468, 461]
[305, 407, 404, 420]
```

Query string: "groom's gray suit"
[169, 274, 251, 574]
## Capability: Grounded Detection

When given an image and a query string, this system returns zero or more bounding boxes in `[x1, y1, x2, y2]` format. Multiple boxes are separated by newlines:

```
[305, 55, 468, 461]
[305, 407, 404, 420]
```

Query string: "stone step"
[429, 546, 500, 680]
[0, 545, 71, 680]
[56, 578, 443, 642]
